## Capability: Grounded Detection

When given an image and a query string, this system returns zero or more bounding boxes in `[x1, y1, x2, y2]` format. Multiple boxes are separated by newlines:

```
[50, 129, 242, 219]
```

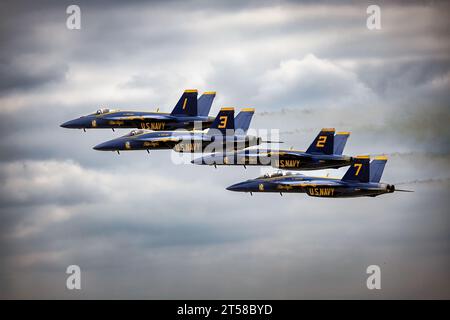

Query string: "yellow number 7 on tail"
[354, 163, 362, 176]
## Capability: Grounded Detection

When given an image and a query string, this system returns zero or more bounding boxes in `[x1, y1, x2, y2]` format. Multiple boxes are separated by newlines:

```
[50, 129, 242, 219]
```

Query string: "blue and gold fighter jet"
[192, 128, 353, 170]
[93, 107, 267, 154]
[227, 156, 413, 197]
[60, 90, 216, 131]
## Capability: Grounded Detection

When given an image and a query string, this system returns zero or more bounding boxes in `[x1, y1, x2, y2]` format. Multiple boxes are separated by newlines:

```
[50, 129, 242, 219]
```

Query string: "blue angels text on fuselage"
[192, 128, 353, 170]
[227, 156, 413, 198]
[93, 107, 263, 153]
[60, 90, 216, 131]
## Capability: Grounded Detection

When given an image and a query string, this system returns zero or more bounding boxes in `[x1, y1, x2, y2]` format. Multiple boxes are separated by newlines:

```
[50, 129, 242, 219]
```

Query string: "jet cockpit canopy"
[96, 108, 111, 114]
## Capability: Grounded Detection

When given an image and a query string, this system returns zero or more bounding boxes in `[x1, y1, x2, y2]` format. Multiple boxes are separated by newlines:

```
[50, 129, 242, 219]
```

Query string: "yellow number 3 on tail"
[218, 116, 228, 129]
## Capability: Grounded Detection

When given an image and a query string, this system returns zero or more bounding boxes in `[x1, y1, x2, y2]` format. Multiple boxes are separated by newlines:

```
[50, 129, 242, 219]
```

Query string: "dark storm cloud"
[0, 61, 68, 93]
[356, 57, 450, 97]
[0, 0, 449, 299]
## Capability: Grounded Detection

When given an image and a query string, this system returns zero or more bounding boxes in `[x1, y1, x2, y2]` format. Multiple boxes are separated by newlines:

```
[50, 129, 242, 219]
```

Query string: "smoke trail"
[396, 177, 450, 185]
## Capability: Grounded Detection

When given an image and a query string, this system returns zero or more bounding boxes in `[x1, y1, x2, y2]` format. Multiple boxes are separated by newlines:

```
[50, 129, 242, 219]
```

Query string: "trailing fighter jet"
[93, 107, 266, 153]
[226, 156, 413, 197]
[192, 128, 353, 170]
[60, 90, 216, 131]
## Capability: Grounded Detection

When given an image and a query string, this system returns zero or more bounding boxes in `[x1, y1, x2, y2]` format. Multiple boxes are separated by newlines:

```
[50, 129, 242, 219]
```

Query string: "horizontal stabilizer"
[234, 108, 255, 134]
[370, 156, 388, 183]
[197, 91, 216, 117]
[334, 132, 350, 155]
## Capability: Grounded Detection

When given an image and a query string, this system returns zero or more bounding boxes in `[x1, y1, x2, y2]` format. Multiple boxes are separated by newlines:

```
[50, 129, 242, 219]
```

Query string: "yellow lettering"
[140, 122, 166, 130]
[218, 116, 228, 129]
[354, 163, 362, 176]
[306, 187, 336, 197]
[316, 136, 327, 148]
[175, 142, 202, 152]
[278, 160, 301, 168]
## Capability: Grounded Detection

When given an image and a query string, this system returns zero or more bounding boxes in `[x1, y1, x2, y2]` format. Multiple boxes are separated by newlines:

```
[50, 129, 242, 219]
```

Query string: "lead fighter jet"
[227, 156, 413, 197]
[60, 90, 216, 131]
[192, 128, 353, 170]
[93, 107, 268, 153]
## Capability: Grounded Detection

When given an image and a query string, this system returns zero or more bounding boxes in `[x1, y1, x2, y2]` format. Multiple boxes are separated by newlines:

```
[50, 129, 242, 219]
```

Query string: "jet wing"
[105, 114, 173, 121]
[238, 151, 262, 159]
[233, 150, 307, 161]
[140, 136, 182, 143]
[139, 134, 207, 144]
[276, 179, 342, 187]
[267, 150, 310, 158]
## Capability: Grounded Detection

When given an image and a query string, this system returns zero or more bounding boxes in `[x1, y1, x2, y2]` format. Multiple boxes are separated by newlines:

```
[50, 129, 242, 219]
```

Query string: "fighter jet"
[60, 90, 216, 131]
[93, 107, 266, 153]
[192, 128, 353, 170]
[226, 156, 413, 197]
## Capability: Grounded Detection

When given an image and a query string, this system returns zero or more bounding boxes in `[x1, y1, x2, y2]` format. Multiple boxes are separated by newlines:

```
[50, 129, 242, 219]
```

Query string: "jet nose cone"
[93, 141, 113, 151]
[226, 182, 248, 192]
[94, 138, 128, 151]
[93, 143, 104, 151]
[60, 118, 86, 129]
[60, 120, 73, 128]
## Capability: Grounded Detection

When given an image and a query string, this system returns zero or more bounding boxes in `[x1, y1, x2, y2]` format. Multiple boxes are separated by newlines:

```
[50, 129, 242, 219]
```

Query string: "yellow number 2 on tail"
[316, 136, 327, 148]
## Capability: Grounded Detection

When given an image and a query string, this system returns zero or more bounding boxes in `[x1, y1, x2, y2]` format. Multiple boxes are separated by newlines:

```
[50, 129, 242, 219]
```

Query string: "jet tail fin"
[333, 132, 350, 155]
[207, 107, 235, 136]
[170, 89, 198, 116]
[306, 128, 335, 155]
[342, 155, 370, 183]
[197, 91, 216, 117]
[370, 156, 388, 183]
[234, 108, 254, 134]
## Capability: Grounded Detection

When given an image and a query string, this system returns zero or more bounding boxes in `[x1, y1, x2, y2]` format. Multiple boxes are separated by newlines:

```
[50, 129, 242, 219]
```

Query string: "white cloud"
[0, 159, 185, 239]
[257, 54, 376, 108]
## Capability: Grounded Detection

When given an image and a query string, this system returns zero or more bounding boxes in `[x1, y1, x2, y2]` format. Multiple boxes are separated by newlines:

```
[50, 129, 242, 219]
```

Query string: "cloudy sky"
[0, 0, 449, 299]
